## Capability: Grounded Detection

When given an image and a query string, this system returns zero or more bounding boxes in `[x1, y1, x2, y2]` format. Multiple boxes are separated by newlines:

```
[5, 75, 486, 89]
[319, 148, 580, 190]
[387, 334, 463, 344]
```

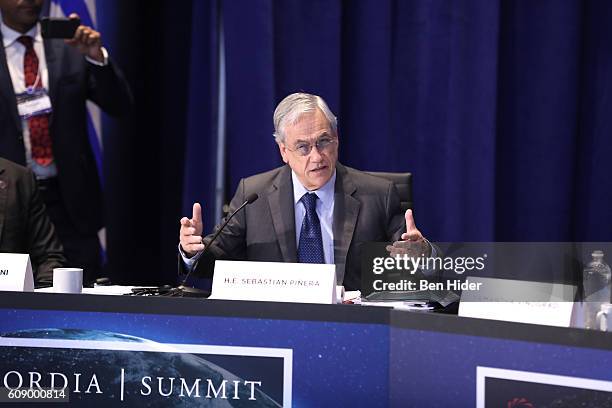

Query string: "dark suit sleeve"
[385, 182, 406, 242]
[203, 178, 249, 259]
[86, 58, 134, 116]
[24, 171, 66, 286]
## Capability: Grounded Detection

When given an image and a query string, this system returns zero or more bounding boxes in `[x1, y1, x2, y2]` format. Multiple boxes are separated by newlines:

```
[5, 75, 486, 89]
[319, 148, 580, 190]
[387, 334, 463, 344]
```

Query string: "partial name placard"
[210, 260, 337, 304]
[0, 253, 34, 292]
[459, 277, 576, 327]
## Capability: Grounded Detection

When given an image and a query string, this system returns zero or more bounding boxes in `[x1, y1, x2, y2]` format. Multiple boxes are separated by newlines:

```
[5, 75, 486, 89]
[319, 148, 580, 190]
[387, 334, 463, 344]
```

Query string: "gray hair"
[273, 93, 337, 143]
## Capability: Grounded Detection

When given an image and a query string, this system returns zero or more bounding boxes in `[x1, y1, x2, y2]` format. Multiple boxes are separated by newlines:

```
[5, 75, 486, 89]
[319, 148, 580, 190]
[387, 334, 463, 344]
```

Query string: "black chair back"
[365, 172, 412, 212]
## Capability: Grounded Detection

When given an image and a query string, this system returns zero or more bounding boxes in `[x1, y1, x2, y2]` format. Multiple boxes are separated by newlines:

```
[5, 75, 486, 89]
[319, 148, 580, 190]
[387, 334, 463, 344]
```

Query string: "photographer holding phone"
[63, 12, 105, 63]
[0, 0, 133, 282]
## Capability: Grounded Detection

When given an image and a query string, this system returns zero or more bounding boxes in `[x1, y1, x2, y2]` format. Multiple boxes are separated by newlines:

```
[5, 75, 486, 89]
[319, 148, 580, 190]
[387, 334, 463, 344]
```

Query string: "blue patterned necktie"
[297, 192, 325, 263]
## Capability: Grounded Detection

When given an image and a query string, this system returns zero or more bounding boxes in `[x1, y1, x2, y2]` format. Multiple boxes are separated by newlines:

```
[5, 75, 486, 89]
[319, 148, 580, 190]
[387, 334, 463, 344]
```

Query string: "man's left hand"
[401, 209, 424, 241]
[386, 209, 431, 257]
[64, 13, 104, 63]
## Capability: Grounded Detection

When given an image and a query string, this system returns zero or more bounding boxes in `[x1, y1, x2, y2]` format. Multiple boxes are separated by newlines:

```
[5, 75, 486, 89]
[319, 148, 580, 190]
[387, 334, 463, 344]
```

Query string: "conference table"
[0, 291, 611, 407]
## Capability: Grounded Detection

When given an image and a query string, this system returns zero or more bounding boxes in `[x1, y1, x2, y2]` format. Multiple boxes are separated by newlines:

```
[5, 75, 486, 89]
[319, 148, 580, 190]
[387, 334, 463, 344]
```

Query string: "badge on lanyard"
[16, 87, 53, 119]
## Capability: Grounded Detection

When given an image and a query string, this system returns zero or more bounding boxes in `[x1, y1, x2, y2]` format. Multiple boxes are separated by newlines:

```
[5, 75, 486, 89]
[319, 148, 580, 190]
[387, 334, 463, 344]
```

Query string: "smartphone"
[40, 17, 80, 39]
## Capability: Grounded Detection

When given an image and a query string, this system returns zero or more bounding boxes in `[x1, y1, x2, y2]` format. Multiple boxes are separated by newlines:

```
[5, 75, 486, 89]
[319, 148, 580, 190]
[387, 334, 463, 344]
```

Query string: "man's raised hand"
[179, 203, 205, 257]
[386, 209, 430, 258]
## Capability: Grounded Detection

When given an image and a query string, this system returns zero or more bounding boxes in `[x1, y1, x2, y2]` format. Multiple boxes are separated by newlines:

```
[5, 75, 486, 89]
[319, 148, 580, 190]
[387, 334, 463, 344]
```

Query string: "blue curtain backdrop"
[221, 0, 612, 244]
[88, 0, 611, 285]
[182, 0, 219, 234]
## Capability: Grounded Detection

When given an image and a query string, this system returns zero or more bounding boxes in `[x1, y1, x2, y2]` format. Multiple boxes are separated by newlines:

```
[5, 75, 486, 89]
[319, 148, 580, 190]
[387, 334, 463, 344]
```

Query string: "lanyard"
[25, 68, 42, 94]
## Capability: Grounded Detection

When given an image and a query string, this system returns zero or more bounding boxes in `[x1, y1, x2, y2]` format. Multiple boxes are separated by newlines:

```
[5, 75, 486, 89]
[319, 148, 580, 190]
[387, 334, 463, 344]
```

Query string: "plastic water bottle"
[583, 250, 611, 329]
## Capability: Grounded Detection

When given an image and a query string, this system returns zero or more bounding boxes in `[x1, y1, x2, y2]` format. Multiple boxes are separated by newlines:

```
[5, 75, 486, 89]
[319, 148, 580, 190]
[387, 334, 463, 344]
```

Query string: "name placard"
[458, 277, 576, 327]
[210, 260, 337, 304]
[0, 253, 34, 292]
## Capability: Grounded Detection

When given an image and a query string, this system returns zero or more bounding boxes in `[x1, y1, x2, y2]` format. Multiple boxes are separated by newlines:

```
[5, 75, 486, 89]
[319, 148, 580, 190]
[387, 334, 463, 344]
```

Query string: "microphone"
[176, 193, 259, 296]
[195, 193, 259, 259]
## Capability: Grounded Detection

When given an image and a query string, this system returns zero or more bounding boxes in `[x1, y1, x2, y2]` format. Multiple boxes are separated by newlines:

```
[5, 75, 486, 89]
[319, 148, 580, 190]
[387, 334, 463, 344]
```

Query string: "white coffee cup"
[596, 303, 612, 331]
[53, 268, 83, 294]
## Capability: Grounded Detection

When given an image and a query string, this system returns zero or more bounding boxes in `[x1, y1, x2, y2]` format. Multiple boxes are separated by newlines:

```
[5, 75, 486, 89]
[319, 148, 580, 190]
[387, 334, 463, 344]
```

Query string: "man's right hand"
[179, 203, 205, 257]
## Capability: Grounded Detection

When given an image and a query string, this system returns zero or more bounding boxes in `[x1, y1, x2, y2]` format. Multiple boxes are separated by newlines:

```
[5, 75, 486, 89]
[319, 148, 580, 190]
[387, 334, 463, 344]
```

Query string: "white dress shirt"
[2, 22, 56, 179]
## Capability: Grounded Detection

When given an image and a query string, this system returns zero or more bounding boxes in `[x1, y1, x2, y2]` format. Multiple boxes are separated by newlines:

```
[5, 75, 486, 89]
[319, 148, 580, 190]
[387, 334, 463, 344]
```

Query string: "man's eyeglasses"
[286, 137, 337, 157]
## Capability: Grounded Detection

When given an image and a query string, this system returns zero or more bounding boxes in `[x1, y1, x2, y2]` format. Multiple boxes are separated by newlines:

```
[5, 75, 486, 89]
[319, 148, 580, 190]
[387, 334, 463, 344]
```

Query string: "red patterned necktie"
[17, 35, 53, 166]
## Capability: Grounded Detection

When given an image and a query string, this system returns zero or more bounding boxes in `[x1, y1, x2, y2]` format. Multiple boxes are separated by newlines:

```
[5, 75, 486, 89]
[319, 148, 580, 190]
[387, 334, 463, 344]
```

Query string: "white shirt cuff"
[178, 243, 204, 272]
[86, 47, 109, 66]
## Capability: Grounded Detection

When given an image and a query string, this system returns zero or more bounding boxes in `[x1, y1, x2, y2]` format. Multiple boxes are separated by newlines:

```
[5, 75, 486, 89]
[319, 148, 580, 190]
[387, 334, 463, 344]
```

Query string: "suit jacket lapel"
[333, 164, 360, 284]
[44, 38, 63, 117]
[0, 31, 21, 132]
[0, 166, 7, 243]
[268, 166, 298, 262]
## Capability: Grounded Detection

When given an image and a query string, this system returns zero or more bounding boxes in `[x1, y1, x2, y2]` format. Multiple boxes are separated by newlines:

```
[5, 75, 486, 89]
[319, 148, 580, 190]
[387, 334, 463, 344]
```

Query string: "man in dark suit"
[0, 157, 65, 286]
[179, 93, 429, 290]
[0, 0, 132, 283]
